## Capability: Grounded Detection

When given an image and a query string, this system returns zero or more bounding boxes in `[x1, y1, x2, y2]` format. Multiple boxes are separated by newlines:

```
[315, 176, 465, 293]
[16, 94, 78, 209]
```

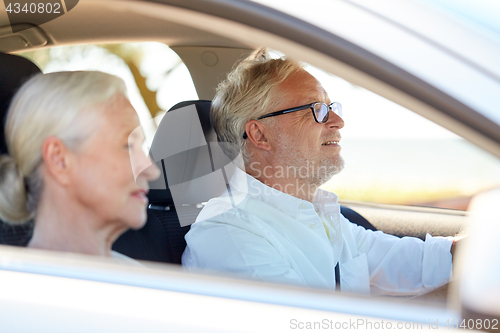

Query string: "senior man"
[182, 58, 457, 295]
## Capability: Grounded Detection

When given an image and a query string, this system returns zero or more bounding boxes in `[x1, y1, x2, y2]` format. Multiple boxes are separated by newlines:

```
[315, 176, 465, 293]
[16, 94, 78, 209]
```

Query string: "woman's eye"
[125, 144, 133, 149]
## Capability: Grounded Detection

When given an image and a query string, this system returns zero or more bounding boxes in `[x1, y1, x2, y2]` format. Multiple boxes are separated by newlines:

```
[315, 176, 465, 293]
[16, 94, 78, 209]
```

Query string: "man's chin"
[331, 155, 345, 176]
[318, 155, 345, 185]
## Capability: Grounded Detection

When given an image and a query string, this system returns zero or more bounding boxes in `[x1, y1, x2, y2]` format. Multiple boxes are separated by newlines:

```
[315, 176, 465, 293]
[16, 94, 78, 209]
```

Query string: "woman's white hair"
[0, 71, 127, 224]
[211, 57, 304, 163]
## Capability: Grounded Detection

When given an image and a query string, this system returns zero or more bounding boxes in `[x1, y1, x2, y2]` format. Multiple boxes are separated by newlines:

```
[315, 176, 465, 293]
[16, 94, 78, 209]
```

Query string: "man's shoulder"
[187, 195, 272, 247]
[195, 192, 249, 222]
[191, 189, 288, 234]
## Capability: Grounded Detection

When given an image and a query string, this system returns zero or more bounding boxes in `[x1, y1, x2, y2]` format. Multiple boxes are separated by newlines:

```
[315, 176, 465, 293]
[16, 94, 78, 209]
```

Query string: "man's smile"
[322, 140, 340, 146]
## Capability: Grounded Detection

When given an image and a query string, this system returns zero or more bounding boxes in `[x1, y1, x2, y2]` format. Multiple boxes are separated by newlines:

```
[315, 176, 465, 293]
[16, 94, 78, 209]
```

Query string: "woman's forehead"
[92, 95, 141, 141]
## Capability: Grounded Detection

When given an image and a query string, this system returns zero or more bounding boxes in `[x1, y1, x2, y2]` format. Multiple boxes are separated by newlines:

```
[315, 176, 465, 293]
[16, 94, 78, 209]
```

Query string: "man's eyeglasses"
[243, 102, 342, 139]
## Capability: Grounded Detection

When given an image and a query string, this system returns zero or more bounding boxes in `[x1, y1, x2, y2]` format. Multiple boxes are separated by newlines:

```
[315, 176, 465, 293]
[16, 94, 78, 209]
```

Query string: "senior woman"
[0, 71, 159, 257]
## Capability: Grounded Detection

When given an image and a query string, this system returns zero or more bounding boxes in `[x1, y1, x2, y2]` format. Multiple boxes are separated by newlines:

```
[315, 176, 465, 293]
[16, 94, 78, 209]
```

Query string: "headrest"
[147, 100, 236, 226]
[148, 99, 214, 204]
[169, 100, 217, 143]
[0, 53, 42, 154]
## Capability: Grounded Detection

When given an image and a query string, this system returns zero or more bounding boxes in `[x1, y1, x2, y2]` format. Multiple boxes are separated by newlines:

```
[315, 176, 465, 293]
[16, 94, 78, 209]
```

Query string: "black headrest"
[147, 99, 238, 226]
[0, 53, 42, 154]
[169, 100, 216, 142]
[147, 100, 213, 205]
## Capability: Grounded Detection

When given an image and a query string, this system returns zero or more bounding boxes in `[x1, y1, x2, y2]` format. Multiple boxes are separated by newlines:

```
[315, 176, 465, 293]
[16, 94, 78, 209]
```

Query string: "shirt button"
[310, 223, 316, 229]
[300, 203, 307, 209]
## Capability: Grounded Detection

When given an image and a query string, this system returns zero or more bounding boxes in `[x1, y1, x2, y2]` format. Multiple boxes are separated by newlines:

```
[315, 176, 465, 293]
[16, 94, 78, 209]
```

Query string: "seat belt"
[321, 217, 341, 291]
[335, 262, 340, 291]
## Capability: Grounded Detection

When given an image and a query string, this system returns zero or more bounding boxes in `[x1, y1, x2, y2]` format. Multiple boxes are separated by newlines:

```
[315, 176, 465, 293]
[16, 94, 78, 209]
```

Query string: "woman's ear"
[245, 120, 272, 151]
[41, 137, 73, 186]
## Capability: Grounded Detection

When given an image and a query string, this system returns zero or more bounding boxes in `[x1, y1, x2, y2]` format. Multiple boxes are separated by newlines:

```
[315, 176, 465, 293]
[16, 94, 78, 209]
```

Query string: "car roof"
[0, 1, 249, 49]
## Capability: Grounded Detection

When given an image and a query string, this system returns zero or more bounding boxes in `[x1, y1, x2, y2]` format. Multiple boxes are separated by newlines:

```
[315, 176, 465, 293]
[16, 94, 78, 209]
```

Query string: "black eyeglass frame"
[243, 101, 341, 139]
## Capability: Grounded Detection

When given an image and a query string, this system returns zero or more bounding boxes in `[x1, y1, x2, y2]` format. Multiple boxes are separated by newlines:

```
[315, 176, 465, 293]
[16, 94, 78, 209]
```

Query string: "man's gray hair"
[211, 57, 304, 163]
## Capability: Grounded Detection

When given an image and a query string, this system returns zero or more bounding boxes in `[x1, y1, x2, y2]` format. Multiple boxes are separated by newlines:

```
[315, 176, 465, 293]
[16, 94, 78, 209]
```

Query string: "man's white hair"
[0, 71, 127, 224]
[211, 57, 304, 163]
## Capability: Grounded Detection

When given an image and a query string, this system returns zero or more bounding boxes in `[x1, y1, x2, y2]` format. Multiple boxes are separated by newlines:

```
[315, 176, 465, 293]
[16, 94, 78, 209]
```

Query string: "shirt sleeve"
[182, 220, 305, 286]
[346, 219, 453, 295]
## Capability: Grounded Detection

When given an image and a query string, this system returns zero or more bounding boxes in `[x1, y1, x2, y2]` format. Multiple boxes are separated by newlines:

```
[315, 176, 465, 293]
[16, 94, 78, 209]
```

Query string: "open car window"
[6, 41, 472, 287]
[23, 43, 500, 212]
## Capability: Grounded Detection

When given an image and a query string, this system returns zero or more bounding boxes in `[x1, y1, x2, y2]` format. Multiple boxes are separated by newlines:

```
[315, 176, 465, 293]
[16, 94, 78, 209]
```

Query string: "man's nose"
[133, 152, 161, 182]
[327, 110, 344, 129]
[141, 156, 161, 181]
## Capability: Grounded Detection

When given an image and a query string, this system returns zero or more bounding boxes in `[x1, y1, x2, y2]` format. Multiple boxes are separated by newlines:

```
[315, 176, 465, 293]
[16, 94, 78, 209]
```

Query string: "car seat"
[0, 55, 375, 257]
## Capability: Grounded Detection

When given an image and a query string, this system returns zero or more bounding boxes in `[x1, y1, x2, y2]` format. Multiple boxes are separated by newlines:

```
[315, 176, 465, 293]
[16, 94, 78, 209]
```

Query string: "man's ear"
[245, 120, 272, 151]
[41, 137, 73, 186]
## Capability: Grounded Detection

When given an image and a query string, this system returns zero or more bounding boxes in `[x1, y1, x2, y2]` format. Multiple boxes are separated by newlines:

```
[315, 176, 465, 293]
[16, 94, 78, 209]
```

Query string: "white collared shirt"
[182, 169, 453, 295]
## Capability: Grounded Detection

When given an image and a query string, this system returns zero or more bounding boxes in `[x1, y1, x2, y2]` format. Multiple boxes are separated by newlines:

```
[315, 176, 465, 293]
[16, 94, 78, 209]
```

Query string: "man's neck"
[246, 161, 319, 202]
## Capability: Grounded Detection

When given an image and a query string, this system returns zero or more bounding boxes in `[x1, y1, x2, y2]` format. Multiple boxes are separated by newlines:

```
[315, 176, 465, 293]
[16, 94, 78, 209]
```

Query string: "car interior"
[0, 0, 473, 305]
[0, 83, 467, 256]
[0, 50, 466, 262]
[0, 59, 378, 263]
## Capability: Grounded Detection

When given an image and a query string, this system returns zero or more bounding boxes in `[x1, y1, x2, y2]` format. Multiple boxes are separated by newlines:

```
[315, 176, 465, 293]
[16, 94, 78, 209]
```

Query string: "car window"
[19, 42, 199, 145]
[304, 64, 500, 210]
[21, 43, 500, 212]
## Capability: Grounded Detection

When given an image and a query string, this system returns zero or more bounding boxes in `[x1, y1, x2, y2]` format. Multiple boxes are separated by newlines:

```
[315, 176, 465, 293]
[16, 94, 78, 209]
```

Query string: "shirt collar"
[313, 188, 341, 215]
[228, 167, 339, 218]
